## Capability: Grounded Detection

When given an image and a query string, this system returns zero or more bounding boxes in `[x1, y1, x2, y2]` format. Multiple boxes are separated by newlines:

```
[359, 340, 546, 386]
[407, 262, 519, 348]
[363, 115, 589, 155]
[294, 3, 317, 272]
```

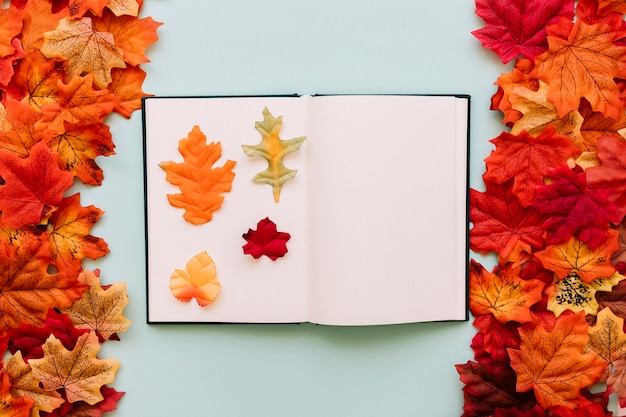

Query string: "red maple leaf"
[242, 217, 290, 261]
[531, 164, 618, 249]
[471, 314, 521, 364]
[0, 141, 74, 228]
[484, 127, 579, 207]
[472, 0, 575, 63]
[586, 136, 626, 223]
[470, 178, 546, 259]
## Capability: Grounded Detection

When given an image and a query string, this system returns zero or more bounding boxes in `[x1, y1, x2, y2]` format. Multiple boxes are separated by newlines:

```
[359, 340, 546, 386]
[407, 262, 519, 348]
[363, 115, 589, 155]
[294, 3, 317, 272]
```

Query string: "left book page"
[143, 96, 308, 323]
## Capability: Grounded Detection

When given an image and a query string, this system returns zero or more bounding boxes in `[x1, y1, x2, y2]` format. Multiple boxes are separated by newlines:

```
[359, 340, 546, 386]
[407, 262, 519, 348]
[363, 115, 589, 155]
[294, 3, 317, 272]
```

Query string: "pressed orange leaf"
[160, 126, 236, 225]
[170, 251, 221, 307]
[29, 332, 119, 405]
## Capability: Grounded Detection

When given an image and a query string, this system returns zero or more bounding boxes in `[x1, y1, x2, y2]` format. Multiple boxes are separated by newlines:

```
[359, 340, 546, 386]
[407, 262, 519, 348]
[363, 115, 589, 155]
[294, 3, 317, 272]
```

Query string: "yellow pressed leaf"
[170, 251, 221, 307]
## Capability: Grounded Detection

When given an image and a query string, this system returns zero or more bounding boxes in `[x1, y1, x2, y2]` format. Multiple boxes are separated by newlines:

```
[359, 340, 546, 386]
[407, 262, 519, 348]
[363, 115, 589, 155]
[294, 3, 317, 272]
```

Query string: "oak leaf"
[533, 19, 626, 120]
[40, 17, 126, 88]
[534, 229, 619, 283]
[586, 136, 626, 223]
[46, 193, 110, 277]
[469, 260, 544, 323]
[242, 217, 291, 261]
[242, 107, 306, 202]
[0, 141, 74, 228]
[170, 251, 221, 307]
[586, 307, 626, 380]
[546, 271, 623, 316]
[472, 0, 574, 63]
[0, 370, 34, 417]
[29, 332, 120, 405]
[484, 127, 579, 207]
[508, 311, 606, 408]
[159, 126, 236, 225]
[60, 269, 131, 342]
[4, 351, 64, 415]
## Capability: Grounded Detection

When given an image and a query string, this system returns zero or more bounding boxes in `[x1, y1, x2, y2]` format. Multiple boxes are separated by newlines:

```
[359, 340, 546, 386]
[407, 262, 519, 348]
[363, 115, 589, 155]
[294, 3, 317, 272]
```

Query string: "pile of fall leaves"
[0, 0, 160, 416]
[458, 0, 626, 416]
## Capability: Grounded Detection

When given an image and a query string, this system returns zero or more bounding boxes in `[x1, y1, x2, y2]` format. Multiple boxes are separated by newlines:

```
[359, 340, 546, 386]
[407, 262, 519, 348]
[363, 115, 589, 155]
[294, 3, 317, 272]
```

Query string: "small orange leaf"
[170, 251, 221, 307]
[160, 126, 236, 225]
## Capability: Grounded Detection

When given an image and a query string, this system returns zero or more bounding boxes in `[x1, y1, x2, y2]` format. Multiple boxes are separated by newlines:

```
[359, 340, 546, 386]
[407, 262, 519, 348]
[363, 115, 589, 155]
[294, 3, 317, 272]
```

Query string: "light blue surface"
[85, 1, 506, 415]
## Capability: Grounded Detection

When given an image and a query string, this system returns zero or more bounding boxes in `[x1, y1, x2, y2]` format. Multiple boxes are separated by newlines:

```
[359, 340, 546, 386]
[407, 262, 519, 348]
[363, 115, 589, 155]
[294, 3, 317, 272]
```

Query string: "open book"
[142, 94, 469, 325]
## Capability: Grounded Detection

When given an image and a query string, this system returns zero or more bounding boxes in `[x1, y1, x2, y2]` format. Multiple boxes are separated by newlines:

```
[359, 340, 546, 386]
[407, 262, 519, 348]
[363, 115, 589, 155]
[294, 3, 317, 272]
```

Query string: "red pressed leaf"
[531, 165, 619, 249]
[587, 136, 626, 223]
[242, 217, 290, 261]
[484, 127, 579, 207]
[472, 0, 574, 63]
[470, 178, 546, 260]
[0, 141, 74, 228]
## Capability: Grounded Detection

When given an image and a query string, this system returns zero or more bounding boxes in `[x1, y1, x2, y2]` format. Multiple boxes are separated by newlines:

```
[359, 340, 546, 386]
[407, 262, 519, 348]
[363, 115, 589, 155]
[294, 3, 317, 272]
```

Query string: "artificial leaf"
[20, 0, 64, 53]
[106, 0, 140, 16]
[597, 279, 626, 320]
[59, 386, 125, 417]
[597, 0, 626, 16]
[484, 126, 579, 207]
[531, 165, 618, 249]
[7, 50, 65, 112]
[4, 351, 64, 415]
[67, 0, 109, 18]
[36, 74, 119, 134]
[470, 179, 545, 259]
[108, 65, 150, 118]
[492, 58, 538, 125]
[534, 229, 619, 283]
[0, 38, 26, 87]
[0, 370, 34, 417]
[0, 6, 23, 58]
[242, 217, 291, 261]
[612, 219, 626, 271]
[573, 98, 626, 154]
[44, 121, 115, 185]
[170, 251, 221, 307]
[0, 95, 40, 158]
[550, 397, 613, 417]
[472, 0, 574, 63]
[471, 314, 521, 363]
[0, 140, 74, 228]
[60, 269, 131, 342]
[242, 107, 306, 202]
[545, 271, 623, 316]
[159, 126, 236, 225]
[46, 193, 110, 277]
[40, 17, 126, 88]
[508, 311, 606, 408]
[29, 332, 120, 405]
[533, 19, 626, 120]
[92, 9, 162, 66]
[607, 358, 626, 407]
[509, 81, 582, 138]
[469, 260, 544, 323]
[585, 307, 626, 379]
[586, 135, 626, 223]
[0, 236, 87, 329]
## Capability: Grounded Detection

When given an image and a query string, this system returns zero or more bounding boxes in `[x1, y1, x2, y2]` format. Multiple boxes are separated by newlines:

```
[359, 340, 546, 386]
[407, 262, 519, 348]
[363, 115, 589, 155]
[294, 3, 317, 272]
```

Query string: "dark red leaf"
[242, 217, 290, 261]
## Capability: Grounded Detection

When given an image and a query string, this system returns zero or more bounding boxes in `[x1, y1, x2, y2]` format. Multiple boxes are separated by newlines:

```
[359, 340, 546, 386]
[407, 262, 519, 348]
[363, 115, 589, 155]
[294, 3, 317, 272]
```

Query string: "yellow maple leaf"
[170, 251, 221, 307]
[546, 272, 624, 317]
[242, 107, 306, 202]
[29, 333, 120, 405]
[60, 269, 131, 341]
[40, 17, 126, 89]
[106, 0, 140, 17]
[586, 307, 626, 380]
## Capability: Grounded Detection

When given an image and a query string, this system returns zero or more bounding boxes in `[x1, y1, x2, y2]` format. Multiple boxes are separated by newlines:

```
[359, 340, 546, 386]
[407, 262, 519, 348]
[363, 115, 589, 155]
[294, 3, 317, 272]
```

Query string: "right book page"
[304, 95, 469, 325]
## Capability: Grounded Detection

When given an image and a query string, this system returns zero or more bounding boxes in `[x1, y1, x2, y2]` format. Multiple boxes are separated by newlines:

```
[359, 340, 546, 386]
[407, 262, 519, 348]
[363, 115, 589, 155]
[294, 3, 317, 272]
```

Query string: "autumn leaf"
[597, 0, 626, 16]
[7, 51, 65, 112]
[472, 0, 574, 63]
[534, 229, 619, 283]
[545, 271, 623, 316]
[608, 358, 626, 408]
[469, 260, 544, 323]
[492, 58, 538, 125]
[170, 251, 221, 307]
[0, 370, 34, 417]
[4, 351, 64, 415]
[484, 126, 579, 207]
[106, 0, 140, 17]
[242, 107, 306, 202]
[0, 140, 74, 228]
[471, 314, 521, 363]
[60, 386, 125, 417]
[67, 0, 109, 18]
[242, 217, 291, 261]
[586, 136, 626, 223]
[508, 311, 606, 408]
[40, 17, 126, 88]
[46, 193, 110, 277]
[0, 95, 40, 158]
[60, 269, 131, 342]
[0, 6, 24, 58]
[585, 307, 626, 380]
[19, 0, 64, 53]
[597, 279, 626, 321]
[108, 65, 150, 118]
[532, 19, 626, 120]
[159, 125, 236, 225]
[43, 120, 115, 185]
[29, 332, 120, 405]
[531, 165, 618, 249]
[0, 38, 26, 87]
[573, 98, 626, 154]
[470, 179, 546, 259]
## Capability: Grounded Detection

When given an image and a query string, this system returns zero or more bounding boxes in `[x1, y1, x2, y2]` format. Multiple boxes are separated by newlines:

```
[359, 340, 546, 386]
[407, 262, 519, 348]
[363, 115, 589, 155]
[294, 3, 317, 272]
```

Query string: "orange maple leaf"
[46, 193, 110, 277]
[535, 229, 619, 283]
[41, 17, 126, 89]
[533, 19, 626, 120]
[469, 259, 545, 323]
[586, 307, 626, 380]
[574, 98, 626, 154]
[29, 332, 119, 405]
[8, 51, 65, 112]
[67, 0, 109, 18]
[0, 6, 23, 58]
[108, 65, 150, 118]
[106, 0, 140, 17]
[170, 251, 221, 306]
[60, 269, 131, 342]
[160, 126, 236, 225]
[20, 0, 64, 53]
[0, 370, 34, 417]
[508, 311, 606, 408]
[492, 58, 538, 125]
[0, 95, 39, 158]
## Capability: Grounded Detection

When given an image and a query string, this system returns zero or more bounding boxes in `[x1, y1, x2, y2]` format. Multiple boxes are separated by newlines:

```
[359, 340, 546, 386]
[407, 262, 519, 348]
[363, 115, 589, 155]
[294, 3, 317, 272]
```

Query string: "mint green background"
[85, 1, 504, 415]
